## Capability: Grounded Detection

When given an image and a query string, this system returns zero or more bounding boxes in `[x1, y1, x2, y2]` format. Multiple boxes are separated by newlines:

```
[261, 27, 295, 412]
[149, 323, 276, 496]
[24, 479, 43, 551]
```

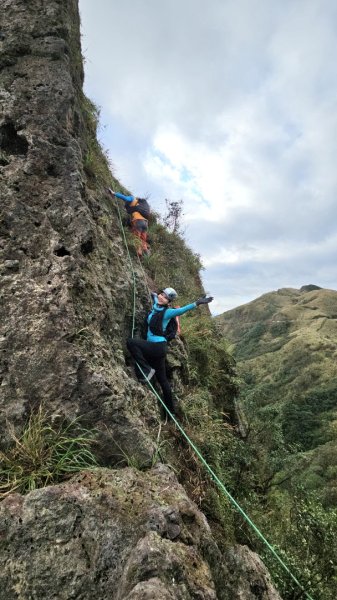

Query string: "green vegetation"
[146, 217, 203, 301]
[182, 315, 239, 410]
[235, 322, 267, 359]
[80, 93, 114, 187]
[214, 287, 337, 598]
[162, 198, 184, 234]
[0, 406, 98, 497]
[255, 487, 337, 600]
[283, 383, 337, 451]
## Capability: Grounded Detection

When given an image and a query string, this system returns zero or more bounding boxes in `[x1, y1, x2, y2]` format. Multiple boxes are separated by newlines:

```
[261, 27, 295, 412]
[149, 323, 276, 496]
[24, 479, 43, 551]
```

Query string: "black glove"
[196, 295, 213, 306]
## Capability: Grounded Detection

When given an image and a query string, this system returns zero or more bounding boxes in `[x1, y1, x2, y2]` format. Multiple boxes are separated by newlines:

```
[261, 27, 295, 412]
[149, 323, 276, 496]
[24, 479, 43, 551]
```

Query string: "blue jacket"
[114, 192, 134, 203]
[147, 294, 196, 342]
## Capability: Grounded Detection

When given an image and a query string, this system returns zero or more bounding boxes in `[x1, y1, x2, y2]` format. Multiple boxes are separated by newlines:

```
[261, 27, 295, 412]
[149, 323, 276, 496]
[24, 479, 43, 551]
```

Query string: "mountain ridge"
[216, 285, 337, 504]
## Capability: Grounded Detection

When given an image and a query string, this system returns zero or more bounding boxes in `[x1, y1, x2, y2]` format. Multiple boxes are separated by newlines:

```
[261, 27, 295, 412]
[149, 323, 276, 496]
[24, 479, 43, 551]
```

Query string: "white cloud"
[79, 0, 337, 313]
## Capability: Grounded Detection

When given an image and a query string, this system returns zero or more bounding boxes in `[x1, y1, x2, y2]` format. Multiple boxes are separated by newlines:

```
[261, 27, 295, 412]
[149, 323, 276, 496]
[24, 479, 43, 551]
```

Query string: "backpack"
[126, 197, 150, 220]
[148, 307, 178, 342]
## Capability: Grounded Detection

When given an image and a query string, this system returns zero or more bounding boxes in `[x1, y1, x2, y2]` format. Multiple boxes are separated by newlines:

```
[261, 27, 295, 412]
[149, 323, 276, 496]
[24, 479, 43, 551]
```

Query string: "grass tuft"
[0, 405, 98, 498]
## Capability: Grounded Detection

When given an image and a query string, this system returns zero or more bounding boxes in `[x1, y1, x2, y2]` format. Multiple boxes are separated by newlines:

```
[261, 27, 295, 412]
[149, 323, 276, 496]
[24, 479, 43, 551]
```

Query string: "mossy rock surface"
[0, 465, 281, 599]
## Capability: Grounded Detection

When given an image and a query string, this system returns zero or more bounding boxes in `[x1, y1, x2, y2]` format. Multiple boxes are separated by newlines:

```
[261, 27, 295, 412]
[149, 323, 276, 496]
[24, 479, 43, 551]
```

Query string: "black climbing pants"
[126, 338, 174, 412]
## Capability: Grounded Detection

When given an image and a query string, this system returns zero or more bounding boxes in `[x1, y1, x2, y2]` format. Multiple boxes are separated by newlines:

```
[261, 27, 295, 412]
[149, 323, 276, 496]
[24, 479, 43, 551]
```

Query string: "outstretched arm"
[107, 189, 135, 203]
[166, 296, 213, 318]
[114, 192, 135, 203]
[166, 303, 196, 318]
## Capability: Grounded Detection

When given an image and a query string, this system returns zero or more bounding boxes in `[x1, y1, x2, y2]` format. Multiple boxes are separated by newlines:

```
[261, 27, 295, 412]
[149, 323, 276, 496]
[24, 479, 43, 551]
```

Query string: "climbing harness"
[113, 190, 315, 600]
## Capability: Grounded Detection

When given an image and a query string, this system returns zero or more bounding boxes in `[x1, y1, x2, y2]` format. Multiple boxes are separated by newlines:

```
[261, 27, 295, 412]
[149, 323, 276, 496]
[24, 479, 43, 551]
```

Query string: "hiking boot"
[160, 398, 179, 423]
[139, 368, 155, 383]
[171, 397, 184, 421]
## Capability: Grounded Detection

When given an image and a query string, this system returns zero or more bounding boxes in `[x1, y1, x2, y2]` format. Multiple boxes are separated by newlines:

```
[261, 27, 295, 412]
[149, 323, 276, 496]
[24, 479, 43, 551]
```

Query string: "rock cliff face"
[0, 1, 282, 598]
[0, 466, 280, 600]
[0, 0, 155, 466]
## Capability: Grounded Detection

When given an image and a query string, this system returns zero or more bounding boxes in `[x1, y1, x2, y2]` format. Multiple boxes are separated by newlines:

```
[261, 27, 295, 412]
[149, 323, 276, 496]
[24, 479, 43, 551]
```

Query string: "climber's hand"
[196, 295, 214, 306]
[107, 188, 115, 196]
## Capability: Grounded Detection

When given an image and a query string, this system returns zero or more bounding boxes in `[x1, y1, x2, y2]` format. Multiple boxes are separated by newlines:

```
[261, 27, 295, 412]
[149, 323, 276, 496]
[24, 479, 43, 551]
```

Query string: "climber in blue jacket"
[108, 189, 150, 256]
[127, 287, 213, 418]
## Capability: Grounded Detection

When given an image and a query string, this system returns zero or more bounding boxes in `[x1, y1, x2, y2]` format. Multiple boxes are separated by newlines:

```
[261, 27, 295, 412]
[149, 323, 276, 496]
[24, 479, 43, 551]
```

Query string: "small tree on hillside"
[163, 198, 184, 234]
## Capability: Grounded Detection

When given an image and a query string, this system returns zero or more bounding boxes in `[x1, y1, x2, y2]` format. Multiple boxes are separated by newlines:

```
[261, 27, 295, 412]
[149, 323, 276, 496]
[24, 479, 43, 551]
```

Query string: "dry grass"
[0, 406, 98, 498]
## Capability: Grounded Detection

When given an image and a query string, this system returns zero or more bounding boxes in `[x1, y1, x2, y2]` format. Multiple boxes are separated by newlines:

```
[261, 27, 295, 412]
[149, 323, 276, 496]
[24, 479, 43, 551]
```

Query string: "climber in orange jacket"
[108, 189, 150, 257]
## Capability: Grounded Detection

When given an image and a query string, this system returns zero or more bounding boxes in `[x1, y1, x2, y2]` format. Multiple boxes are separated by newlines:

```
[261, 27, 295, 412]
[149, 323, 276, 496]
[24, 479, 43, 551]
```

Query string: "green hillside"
[214, 286, 337, 598]
[216, 285, 337, 505]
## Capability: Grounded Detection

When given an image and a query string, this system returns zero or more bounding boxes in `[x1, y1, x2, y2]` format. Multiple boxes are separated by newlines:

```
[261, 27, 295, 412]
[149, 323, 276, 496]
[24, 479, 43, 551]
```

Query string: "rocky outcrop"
[0, 466, 281, 600]
[0, 0, 157, 465]
[300, 284, 322, 293]
[221, 546, 282, 600]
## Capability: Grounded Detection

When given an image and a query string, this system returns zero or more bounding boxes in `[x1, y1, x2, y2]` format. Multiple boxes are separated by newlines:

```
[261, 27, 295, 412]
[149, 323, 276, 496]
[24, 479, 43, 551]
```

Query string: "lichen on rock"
[0, 466, 280, 600]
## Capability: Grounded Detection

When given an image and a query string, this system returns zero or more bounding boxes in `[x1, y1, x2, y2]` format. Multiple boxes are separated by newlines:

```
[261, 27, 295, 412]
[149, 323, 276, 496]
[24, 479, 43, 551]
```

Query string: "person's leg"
[131, 221, 145, 257]
[150, 354, 176, 414]
[130, 225, 142, 256]
[132, 220, 149, 256]
[127, 339, 176, 414]
[127, 338, 154, 379]
[140, 230, 150, 255]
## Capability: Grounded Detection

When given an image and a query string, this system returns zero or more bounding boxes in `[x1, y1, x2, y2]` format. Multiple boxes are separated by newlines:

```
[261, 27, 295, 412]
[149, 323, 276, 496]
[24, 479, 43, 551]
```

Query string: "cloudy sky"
[79, 0, 337, 314]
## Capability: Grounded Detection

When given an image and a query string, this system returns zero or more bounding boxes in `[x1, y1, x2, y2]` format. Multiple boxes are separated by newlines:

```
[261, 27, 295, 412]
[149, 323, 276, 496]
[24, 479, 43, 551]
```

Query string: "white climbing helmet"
[162, 287, 177, 301]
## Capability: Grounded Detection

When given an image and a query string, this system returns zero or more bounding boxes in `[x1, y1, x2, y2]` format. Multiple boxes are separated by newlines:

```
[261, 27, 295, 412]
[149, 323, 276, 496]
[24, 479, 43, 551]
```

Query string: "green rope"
[113, 191, 315, 600]
[114, 195, 137, 337]
[140, 369, 314, 600]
